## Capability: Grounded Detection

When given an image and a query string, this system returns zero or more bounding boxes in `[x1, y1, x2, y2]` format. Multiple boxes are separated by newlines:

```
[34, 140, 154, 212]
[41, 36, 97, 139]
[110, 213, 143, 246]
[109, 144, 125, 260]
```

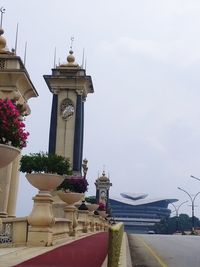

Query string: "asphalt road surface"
[128, 234, 200, 267]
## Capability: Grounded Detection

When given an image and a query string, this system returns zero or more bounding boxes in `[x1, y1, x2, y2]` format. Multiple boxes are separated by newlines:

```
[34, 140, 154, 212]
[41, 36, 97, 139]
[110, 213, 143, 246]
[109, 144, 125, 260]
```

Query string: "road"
[128, 234, 200, 267]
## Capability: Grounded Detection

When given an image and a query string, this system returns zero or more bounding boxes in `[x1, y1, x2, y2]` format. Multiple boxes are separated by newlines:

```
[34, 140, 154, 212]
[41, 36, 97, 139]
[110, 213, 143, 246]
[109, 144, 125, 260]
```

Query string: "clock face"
[60, 98, 75, 120]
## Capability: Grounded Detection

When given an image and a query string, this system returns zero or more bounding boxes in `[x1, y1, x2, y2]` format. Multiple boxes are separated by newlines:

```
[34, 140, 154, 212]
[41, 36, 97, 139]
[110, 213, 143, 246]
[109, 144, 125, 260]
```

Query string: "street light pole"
[191, 175, 200, 182]
[170, 201, 188, 232]
[177, 187, 200, 234]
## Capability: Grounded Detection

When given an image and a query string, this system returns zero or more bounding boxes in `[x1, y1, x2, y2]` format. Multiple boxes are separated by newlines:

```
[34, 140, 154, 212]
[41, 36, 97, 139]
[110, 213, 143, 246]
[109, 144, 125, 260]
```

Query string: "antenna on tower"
[53, 46, 56, 68]
[24, 41, 27, 66]
[14, 23, 19, 54]
[0, 7, 5, 28]
[85, 57, 87, 72]
[81, 48, 85, 68]
[103, 164, 106, 173]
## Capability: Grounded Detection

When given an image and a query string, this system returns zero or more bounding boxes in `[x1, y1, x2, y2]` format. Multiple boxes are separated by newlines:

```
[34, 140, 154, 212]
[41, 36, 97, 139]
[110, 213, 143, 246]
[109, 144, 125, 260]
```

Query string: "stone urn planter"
[57, 191, 84, 236]
[86, 203, 99, 212]
[19, 152, 71, 246]
[57, 191, 84, 205]
[25, 173, 64, 246]
[26, 173, 64, 192]
[86, 203, 99, 232]
[0, 144, 20, 168]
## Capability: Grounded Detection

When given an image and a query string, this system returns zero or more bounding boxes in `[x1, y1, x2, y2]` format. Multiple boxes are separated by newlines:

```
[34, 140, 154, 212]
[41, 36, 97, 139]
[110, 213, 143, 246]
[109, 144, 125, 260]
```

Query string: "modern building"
[109, 193, 178, 233]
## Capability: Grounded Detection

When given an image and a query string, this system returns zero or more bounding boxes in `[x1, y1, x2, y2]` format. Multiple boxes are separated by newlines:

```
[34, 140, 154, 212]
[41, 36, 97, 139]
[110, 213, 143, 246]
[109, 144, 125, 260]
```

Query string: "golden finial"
[66, 37, 78, 66]
[59, 36, 79, 68]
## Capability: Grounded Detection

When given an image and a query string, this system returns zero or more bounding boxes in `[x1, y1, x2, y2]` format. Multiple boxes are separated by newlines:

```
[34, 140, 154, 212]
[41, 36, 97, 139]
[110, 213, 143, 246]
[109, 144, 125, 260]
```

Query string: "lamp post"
[177, 187, 200, 234]
[170, 201, 188, 232]
[191, 175, 200, 182]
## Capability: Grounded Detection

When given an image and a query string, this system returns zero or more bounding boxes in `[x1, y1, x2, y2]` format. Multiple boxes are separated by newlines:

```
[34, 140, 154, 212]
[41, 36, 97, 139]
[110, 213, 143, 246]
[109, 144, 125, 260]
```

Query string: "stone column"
[78, 210, 89, 233]
[27, 192, 55, 246]
[51, 191, 66, 218]
[7, 154, 21, 217]
[94, 214, 100, 231]
[88, 212, 95, 232]
[0, 164, 12, 217]
[63, 205, 78, 236]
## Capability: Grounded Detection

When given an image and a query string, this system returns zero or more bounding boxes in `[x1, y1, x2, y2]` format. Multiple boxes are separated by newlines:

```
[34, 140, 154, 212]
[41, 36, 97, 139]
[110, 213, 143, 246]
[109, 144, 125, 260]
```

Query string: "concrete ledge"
[119, 233, 132, 267]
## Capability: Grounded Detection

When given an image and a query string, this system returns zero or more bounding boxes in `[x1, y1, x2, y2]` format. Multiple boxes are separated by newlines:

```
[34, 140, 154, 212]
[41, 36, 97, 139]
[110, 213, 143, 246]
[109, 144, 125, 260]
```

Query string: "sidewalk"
[0, 232, 108, 267]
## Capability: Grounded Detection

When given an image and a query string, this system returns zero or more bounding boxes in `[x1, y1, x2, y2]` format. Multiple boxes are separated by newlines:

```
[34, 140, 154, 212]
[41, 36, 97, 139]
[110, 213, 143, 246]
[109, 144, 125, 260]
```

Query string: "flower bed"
[57, 176, 88, 193]
[0, 99, 29, 149]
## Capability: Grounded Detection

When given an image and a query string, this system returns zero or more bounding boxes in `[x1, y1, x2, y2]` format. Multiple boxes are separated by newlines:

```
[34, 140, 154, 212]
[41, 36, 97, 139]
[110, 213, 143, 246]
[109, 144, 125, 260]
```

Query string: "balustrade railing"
[0, 221, 12, 244]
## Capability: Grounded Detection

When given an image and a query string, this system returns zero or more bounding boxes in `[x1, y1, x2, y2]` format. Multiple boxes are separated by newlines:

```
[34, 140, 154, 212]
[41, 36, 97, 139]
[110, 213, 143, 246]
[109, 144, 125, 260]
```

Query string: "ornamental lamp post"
[177, 187, 200, 234]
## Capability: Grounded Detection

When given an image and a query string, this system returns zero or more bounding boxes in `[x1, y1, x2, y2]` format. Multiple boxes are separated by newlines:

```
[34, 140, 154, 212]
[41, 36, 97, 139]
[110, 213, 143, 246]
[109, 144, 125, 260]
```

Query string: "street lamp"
[177, 187, 200, 234]
[170, 201, 188, 232]
[191, 175, 200, 182]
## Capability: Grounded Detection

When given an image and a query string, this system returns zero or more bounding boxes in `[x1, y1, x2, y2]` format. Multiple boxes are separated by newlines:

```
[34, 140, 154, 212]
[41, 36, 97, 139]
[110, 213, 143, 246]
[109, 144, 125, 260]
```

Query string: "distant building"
[109, 193, 178, 233]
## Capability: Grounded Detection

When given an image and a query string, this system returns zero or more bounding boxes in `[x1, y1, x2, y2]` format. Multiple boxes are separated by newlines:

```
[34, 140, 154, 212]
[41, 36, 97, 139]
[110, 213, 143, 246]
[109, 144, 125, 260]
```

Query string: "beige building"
[44, 49, 94, 175]
[0, 25, 38, 218]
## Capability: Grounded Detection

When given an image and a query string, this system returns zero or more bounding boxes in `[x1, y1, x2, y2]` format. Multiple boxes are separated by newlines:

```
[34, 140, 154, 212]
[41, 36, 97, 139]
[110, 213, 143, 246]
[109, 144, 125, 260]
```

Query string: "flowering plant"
[57, 176, 89, 193]
[85, 196, 97, 204]
[98, 202, 106, 211]
[0, 99, 29, 149]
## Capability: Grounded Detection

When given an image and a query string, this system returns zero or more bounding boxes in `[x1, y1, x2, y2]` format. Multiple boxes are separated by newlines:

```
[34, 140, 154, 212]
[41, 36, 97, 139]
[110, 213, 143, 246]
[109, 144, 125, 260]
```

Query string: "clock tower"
[44, 49, 93, 174]
[95, 171, 112, 210]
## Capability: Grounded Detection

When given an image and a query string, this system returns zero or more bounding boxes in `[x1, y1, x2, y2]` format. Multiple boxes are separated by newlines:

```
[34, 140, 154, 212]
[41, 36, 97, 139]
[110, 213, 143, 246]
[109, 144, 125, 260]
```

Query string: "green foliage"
[108, 223, 124, 267]
[85, 196, 97, 204]
[154, 213, 200, 234]
[20, 152, 72, 175]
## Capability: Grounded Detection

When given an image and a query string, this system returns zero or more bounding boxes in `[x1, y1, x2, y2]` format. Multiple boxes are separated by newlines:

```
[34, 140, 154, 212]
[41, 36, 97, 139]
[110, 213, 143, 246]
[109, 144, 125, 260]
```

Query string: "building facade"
[109, 193, 178, 233]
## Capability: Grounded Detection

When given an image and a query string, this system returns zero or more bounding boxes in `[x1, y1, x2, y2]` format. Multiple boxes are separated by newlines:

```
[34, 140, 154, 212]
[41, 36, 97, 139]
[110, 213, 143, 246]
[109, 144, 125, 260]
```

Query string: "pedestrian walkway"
[0, 232, 109, 267]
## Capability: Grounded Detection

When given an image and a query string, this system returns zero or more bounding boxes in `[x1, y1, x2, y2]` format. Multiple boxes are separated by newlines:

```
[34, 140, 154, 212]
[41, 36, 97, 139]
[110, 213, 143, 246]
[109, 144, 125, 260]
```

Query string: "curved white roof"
[110, 193, 178, 206]
[120, 192, 148, 200]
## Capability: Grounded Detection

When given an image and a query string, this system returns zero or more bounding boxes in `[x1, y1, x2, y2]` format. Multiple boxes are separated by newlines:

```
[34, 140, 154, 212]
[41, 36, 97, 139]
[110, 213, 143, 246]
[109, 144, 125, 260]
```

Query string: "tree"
[154, 214, 200, 234]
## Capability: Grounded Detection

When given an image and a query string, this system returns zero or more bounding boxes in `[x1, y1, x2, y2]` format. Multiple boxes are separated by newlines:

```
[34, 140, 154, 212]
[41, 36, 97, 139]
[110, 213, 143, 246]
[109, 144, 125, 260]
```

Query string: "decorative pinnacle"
[66, 37, 76, 65]
[82, 158, 88, 176]
[70, 36, 74, 50]
[0, 7, 5, 28]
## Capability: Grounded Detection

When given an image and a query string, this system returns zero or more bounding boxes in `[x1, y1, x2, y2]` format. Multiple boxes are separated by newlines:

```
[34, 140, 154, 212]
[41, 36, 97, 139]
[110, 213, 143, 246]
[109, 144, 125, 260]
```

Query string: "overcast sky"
[3, 0, 200, 218]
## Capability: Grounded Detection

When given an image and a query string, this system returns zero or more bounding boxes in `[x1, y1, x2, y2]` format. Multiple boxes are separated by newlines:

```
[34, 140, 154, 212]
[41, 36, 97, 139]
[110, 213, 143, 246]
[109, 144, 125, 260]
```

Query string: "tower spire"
[70, 36, 74, 50]
[0, 7, 5, 28]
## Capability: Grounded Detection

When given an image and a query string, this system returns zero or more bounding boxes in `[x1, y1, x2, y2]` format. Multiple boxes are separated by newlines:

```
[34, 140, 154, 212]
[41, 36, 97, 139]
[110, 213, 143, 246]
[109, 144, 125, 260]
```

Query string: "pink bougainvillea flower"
[0, 99, 29, 149]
